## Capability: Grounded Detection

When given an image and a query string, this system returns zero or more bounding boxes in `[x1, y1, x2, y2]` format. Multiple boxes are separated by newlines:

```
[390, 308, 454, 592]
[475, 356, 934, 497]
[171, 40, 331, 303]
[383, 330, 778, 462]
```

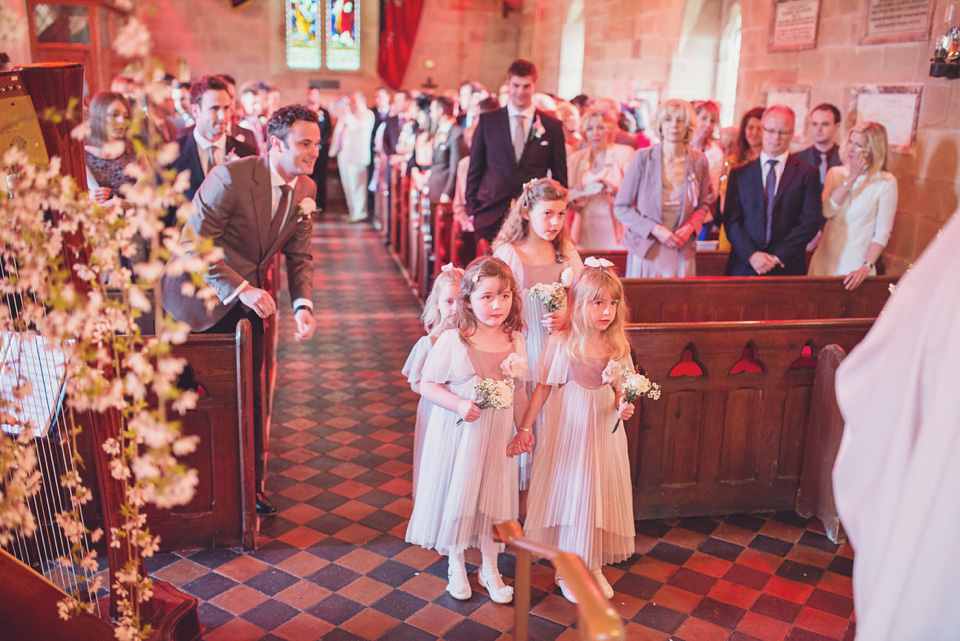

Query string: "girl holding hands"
[405, 257, 528, 604]
[508, 260, 638, 602]
[493, 178, 583, 493]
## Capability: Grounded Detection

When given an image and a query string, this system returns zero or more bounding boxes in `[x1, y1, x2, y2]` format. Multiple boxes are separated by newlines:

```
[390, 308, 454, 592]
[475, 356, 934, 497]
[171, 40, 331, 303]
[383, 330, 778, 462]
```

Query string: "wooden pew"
[622, 319, 873, 521]
[622, 276, 895, 322]
[583, 248, 814, 277]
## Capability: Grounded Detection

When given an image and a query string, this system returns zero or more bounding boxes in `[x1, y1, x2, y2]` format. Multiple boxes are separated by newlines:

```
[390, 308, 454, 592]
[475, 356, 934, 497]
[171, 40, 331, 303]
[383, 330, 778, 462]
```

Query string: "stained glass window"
[326, 0, 360, 71]
[286, 0, 321, 70]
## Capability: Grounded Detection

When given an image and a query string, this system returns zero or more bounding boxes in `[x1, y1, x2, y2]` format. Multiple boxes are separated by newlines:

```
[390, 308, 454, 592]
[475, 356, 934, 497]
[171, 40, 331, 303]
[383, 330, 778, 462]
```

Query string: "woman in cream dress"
[808, 121, 898, 290]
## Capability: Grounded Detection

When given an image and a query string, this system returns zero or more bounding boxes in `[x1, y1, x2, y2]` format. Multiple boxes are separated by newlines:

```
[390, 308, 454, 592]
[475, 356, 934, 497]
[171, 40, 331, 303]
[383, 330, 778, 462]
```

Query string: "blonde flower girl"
[402, 264, 464, 499]
[493, 178, 583, 493]
[508, 258, 637, 602]
[405, 256, 528, 604]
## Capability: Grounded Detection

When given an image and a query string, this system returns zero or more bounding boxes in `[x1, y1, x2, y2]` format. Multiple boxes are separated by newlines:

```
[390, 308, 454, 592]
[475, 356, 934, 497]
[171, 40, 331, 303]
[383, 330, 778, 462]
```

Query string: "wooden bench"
[583, 249, 815, 277]
[622, 319, 872, 528]
[622, 276, 895, 322]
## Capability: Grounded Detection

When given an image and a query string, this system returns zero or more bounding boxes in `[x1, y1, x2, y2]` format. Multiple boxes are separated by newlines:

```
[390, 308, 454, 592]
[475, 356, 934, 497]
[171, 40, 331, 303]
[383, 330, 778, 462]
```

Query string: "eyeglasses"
[762, 126, 793, 137]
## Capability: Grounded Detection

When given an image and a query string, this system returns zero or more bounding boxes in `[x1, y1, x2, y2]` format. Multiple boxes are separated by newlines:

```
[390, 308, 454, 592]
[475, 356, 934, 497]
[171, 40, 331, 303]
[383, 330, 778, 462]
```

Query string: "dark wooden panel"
[626, 319, 873, 519]
[622, 276, 895, 323]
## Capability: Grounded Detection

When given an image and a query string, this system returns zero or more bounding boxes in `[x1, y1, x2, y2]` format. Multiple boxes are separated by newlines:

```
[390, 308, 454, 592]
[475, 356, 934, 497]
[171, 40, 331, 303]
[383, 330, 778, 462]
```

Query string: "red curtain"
[378, 0, 425, 90]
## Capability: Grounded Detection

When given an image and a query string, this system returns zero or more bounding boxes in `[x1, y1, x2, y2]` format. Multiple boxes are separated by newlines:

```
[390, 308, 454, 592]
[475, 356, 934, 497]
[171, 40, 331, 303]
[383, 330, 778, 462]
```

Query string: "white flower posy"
[297, 197, 317, 222]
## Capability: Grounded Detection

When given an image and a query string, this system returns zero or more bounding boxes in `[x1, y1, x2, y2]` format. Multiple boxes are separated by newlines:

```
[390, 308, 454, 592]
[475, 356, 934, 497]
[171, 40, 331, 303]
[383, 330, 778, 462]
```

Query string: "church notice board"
[764, 86, 810, 138]
[860, 0, 934, 45]
[850, 85, 922, 153]
[769, 0, 821, 51]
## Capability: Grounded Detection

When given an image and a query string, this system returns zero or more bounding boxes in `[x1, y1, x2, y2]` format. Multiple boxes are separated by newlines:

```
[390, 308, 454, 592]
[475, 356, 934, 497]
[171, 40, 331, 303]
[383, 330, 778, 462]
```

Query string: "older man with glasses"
[722, 105, 821, 276]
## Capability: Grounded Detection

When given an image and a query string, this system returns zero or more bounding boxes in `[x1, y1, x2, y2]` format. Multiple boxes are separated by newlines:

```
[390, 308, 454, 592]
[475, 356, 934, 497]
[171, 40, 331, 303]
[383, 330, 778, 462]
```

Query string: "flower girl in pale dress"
[402, 264, 464, 499]
[405, 256, 528, 604]
[493, 178, 583, 496]
[508, 259, 637, 602]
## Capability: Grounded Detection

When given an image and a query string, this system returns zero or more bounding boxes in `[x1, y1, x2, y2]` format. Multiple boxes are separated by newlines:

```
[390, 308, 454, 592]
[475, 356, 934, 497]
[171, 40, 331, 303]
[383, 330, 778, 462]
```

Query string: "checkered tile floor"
[147, 215, 857, 640]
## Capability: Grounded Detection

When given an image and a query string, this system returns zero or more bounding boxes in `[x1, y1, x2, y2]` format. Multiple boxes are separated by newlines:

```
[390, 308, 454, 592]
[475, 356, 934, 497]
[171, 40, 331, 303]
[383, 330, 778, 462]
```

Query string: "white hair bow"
[584, 256, 614, 269]
[440, 263, 455, 272]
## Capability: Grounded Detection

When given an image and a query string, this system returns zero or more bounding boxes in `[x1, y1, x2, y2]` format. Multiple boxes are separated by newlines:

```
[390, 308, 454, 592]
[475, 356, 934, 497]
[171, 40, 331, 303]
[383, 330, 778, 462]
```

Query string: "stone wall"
[141, 0, 518, 105]
[519, 0, 959, 273]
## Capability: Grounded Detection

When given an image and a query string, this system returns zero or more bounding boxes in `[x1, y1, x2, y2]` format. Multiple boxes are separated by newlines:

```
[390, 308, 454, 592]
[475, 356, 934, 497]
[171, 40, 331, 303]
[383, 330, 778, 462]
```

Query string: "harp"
[0, 63, 203, 641]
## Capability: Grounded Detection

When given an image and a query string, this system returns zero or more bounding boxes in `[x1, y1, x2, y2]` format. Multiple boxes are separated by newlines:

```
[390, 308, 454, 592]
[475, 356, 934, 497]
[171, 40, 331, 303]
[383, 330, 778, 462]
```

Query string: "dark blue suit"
[465, 107, 567, 241]
[723, 155, 821, 275]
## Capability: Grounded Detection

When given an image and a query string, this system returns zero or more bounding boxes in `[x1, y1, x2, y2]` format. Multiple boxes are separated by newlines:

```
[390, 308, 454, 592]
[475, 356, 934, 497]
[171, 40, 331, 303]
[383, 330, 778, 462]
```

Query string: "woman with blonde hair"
[613, 98, 715, 277]
[566, 106, 635, 249]
[808, 121, 898, 290]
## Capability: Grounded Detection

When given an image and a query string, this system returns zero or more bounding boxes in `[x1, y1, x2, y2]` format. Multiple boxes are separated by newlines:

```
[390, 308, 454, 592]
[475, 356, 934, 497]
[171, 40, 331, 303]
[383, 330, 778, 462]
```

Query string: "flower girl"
[405, 256, 528, 604]
[493, 178, 583, 492]
[402, 264, 464, 499]
[508, 258, 640, 602]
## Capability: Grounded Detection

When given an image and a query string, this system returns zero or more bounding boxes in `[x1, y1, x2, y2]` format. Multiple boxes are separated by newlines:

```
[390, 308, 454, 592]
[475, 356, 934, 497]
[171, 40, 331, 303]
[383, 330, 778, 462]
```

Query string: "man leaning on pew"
[723, 105, 821, 276]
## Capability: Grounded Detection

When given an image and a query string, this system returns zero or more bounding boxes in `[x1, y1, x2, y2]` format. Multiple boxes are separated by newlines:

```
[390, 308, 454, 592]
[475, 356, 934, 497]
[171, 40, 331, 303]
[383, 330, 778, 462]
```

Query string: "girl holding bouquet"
[405, 256, 528, 604]
[493, 178, 583, 494]
[402, 264, 464, 499]
[508, 260, 647, 602]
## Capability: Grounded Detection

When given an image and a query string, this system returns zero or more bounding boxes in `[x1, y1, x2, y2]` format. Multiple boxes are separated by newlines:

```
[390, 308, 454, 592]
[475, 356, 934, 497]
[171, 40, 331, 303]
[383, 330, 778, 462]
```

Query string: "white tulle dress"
[402, 334, 436, 500]
[405, 329, 528, 554]
[524, 333, 636, 570]
[493, 242, 583, 490]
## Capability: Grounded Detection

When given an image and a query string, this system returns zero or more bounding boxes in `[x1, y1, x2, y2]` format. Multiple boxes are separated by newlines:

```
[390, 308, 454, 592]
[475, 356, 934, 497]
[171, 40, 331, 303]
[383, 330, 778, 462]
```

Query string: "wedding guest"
[797, 103, 843, 185]
[306, 87, 334, 213]
[613, 99, 715, 277]
[691, 100, 724, 196]
[424, 96, 466, 204]
[239, 81, 268, 153]
[808, 122, 897, 290]
[329, 91, 375, 222]
[556, 101, 583, 158]
[593, 96, 639, 149]
[723, 105, 821, 276]
[567, 107, 635, 249]
[731, 107, 764, 166]
[466, 59, 567, 245]
[84, 91, 140, 204]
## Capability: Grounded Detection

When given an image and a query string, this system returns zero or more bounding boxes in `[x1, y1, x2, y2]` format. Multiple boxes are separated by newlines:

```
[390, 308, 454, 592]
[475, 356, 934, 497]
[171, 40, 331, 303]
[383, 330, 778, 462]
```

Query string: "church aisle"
[144, 219, 857, 641]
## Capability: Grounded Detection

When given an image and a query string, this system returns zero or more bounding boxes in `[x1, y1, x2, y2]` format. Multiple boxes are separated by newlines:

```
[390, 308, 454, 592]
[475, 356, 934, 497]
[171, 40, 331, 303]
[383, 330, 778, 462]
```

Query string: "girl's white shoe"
[592, 567, 615, 600]
[478, 567, 514, 604]
[556, 573, 577, 603]
[447, 565, 472, 600]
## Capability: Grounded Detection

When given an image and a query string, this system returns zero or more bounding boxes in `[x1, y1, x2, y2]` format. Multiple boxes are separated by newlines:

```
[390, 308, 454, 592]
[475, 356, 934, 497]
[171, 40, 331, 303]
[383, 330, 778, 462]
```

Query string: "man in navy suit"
[167, 75, 256, 225]
[796, 103, 843, 185]
[465, 59, 567, 243]
[724, 105, 821, 276]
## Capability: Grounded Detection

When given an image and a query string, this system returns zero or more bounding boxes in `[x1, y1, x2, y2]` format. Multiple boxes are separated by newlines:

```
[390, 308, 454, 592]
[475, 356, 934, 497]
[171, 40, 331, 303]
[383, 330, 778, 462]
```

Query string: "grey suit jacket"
[161, 155, 315, 332]
[613, 143, 716, 259]
[426, 124, 466, 202]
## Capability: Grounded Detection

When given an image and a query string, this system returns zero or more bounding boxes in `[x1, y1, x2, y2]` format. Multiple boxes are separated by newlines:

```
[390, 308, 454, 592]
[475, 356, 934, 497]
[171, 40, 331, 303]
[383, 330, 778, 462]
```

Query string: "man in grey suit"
[162, 105, 321, 515]
[425, 95, 466, 204]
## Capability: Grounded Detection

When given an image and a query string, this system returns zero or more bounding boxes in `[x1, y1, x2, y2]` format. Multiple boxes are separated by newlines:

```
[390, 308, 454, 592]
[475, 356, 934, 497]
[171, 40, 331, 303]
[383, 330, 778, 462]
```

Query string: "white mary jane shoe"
[446, 565, 472, 600]
[592, 568, 615, 600]
[556, 573, 577, 603]
[478, 568, 514, 604]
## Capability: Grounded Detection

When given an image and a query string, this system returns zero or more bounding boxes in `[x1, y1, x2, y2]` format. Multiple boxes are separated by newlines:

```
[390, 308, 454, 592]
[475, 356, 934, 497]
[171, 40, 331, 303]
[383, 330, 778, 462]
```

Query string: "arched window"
[557, 0, 584, 99]
[716, 4, 742, 127]
[286, 0, 360, 71]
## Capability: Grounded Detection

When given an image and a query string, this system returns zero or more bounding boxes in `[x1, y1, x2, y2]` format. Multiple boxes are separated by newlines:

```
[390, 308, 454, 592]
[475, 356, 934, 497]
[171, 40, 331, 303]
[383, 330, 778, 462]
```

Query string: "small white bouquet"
[604, 360, 661, 433]
[529, 283, 565, 313]
[457, 377, 515, 425]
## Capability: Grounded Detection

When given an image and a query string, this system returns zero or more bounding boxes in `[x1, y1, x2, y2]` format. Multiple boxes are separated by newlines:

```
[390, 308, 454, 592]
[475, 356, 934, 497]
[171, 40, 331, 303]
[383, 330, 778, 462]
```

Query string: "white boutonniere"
[530, 116, 546, 141]
[499, 352, 528, 379]
[297, 197, 317, 222]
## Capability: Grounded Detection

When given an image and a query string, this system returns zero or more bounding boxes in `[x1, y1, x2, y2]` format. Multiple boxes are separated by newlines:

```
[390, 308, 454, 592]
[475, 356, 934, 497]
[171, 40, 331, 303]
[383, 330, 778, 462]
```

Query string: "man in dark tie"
[162, 105, 320, 515]
[796, 103, 842, 185]
[465, 59, 567, 244]
[723, 105, 821, 276]
[166, 75, 257, 226]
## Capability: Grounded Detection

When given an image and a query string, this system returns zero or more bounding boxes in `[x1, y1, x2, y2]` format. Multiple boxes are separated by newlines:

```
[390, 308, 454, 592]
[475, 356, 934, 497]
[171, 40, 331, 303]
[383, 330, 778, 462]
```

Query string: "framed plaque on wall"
[769, 0, 821, 52]
[850, 85, 922, 153]
[860, 0, 934, 45]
